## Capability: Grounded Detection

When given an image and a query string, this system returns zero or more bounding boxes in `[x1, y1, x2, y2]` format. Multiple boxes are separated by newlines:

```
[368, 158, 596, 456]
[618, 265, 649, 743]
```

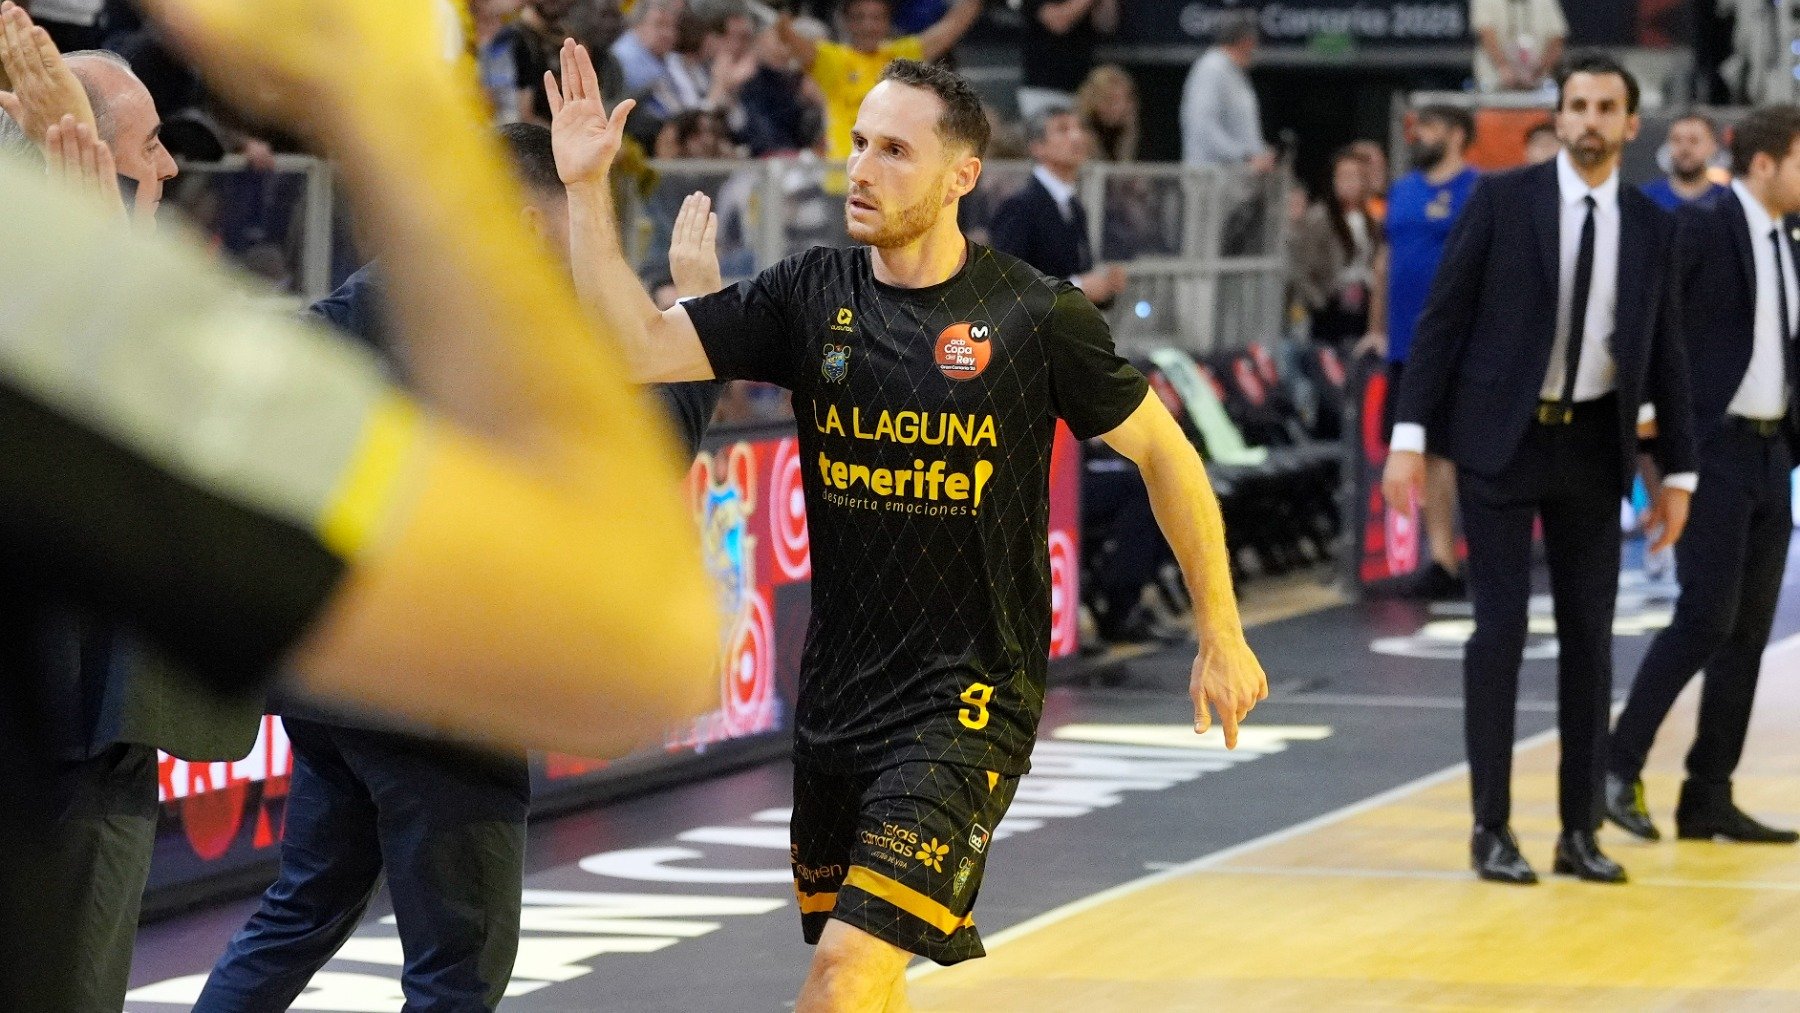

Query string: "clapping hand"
[0, 1, 97, 144]
[669, 192, 723, 297]
[44, 113, 126, 217]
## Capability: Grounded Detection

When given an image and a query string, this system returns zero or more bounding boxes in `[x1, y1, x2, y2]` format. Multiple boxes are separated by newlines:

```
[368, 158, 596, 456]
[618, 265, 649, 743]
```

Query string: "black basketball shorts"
[790, 760, 1020, 965]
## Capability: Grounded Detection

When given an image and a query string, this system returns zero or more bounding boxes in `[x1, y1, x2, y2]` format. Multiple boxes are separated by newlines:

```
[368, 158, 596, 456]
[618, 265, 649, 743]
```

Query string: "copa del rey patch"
[935, 321, 992, 381]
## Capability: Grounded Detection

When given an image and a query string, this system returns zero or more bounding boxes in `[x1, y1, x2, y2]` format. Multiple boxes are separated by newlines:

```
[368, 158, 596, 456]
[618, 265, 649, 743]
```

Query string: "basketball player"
[550, 40, 1268, 1010]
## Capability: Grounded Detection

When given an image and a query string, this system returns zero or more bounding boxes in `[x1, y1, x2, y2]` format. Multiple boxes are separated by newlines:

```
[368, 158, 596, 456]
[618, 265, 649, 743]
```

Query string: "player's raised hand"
[0, 1, 98, 144]
[1191, 630, 1268, 749]
[669, 192, 722, 297]
[44, 114, 126, 217]
[546, 38, 634, 186]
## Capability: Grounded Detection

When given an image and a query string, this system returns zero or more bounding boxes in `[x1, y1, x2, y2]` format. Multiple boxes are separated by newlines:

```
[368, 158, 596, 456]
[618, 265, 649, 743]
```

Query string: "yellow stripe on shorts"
[843, 865, 975, 936]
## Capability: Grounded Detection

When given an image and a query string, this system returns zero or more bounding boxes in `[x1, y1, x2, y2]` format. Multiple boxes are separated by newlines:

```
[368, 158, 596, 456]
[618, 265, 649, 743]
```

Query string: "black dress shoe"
[1603, 772, 1661, 841]
[1471, 825, 1538, 884]
[1675, 781, 1799, 843]
[1552, 830, 1628, 883]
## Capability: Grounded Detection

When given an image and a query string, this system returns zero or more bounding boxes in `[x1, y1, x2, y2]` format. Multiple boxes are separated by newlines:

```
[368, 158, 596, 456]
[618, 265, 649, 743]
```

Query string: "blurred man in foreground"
[0, 0, 717, 994]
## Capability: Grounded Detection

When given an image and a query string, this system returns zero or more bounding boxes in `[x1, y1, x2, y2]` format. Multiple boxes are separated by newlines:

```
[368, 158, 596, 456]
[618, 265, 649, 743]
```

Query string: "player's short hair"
[1730, 104, 1800, 176]
[498, 122, 564, 198]
[1671, 111, 1720, 140]
[1557, 53, 1640, 115]
[879, 59, 989, 158]
[1024, 105, 1078, 146]
[1416, 104, 1475, 148]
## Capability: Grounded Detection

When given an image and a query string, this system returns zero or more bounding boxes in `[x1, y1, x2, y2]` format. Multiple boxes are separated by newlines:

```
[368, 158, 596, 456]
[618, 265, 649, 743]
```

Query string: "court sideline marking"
[910, 630, 1800, 981]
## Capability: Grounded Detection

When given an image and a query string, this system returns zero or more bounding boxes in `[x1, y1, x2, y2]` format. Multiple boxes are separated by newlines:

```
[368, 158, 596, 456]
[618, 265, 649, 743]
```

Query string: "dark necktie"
[1560, 194, 1597, 408]
[1069, 198, 1093, 273]
[1771, 230, 1796, 401]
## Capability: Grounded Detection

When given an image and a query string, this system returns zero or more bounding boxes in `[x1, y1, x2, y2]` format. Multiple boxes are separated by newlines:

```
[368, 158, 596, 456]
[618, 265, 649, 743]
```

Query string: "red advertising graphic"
[149, 425, 1084, 897]
[1047, 422, 1081, 660]
[1357, 367, 1416, 584]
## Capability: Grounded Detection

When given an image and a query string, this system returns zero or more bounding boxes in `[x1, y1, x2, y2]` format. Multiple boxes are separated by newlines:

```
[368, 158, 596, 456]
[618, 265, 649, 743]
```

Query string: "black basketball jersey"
[685, 242, 1148, 774]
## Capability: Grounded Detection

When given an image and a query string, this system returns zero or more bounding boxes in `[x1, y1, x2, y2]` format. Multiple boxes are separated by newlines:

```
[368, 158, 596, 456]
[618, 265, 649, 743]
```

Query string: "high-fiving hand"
[669, 192, 723, 298]
[0, 1, 97, 144]
[1191, 628, 1268, 749]
[545, 39, 634, 187]
[44, 113, 125, 217]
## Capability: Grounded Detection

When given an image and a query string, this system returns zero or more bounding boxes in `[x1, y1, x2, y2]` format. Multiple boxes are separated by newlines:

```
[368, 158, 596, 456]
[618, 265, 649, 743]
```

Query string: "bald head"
[64, 51, 176, 221]
[65, 51, 133, 143]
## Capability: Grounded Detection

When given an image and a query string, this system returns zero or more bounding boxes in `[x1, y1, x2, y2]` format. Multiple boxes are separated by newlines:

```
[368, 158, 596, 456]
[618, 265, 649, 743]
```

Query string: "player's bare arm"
[1099, 390, 1269, 748]
[549, 39, 717, 383]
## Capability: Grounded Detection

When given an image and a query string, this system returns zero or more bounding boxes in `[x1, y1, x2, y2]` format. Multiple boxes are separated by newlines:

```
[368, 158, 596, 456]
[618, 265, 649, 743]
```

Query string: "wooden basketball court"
[911, 637, 1800, 1011]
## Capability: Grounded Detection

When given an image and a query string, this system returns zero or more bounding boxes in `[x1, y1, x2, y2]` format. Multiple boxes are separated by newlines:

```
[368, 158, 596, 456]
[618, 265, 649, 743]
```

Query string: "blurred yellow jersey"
[810, 36, 925, 163]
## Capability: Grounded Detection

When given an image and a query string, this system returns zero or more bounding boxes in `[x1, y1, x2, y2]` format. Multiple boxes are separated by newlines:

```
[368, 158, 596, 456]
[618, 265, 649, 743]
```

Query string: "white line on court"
[1280, 692, 1560, 712]
[1206, 865, 1800, 893]
[908, 631, 1800, 980]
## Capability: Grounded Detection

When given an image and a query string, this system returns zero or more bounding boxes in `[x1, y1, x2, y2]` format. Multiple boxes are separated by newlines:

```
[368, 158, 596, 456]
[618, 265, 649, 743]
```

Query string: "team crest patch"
[935, 321, 992, 381]
[822, 344, 851, 383]
[953, 856, 975, 896]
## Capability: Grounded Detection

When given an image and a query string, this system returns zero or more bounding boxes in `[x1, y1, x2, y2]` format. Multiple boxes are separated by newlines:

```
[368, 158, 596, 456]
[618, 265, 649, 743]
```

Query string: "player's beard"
[848, 179, 946, 249]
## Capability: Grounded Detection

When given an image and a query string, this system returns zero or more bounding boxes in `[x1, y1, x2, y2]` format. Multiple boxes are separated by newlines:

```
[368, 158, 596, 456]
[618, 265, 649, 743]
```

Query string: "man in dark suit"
[991, 104, 1171, 642]
[987, 105, 1127, 306]
[1383, 55, 1698, 885]
[1605, 105, 1800, 845]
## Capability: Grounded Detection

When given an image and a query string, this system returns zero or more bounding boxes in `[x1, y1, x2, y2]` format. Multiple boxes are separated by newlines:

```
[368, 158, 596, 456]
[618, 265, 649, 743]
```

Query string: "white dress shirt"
[1540, 150, 1620, 402]
[1389, 153, 1696, 490]
[1726, 179, 1797, 420]
[1033, 164, 1077, 220]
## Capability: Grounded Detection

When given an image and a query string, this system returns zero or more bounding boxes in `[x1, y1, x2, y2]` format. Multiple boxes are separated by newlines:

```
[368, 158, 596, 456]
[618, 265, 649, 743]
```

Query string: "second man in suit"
[1383, 55, 1698, 885]
[1606, 105, 1800, 846]
[988, 105, 1128, 306]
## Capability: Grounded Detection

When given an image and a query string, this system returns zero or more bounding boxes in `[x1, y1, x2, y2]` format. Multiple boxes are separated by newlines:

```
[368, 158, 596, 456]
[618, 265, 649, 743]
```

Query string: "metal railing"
[169, 154, 1293, 352]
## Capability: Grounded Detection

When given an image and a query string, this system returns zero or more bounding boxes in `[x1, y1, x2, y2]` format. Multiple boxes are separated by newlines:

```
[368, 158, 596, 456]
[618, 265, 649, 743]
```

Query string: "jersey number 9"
[958, 682, 994, 730]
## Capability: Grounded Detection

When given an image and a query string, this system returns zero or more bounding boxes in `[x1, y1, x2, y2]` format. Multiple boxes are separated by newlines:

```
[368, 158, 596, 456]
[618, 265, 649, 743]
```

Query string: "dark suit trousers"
[39, 743, 160, 1013]
[1610, 425, 1793, 786]
[194, 719, 531, 1013]
[1458, 399, 1622, 832]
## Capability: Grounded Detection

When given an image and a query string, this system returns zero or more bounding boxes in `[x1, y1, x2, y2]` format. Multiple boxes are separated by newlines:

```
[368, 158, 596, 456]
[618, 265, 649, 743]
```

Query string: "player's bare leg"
[797, 919, 912, 1013]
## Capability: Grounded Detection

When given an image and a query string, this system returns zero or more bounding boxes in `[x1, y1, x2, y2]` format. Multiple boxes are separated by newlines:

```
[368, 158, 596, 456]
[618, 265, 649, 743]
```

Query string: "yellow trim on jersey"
[843, 865, 975, 936]
[318, 395, 425, 558]
[796, 887, 839, 915]
[987, 770, 1000, 791]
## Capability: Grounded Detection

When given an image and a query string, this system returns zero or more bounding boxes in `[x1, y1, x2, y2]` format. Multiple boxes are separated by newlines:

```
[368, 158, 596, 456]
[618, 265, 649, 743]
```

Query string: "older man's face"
[72, 58, 177, 224]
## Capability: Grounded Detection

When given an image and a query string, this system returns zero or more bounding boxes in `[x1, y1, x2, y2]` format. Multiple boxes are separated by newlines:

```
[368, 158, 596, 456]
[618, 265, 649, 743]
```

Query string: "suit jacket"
[1665, 188, 1800, 449]
[1393, 159, 1697, 488]
[987, 175, 1095, 284]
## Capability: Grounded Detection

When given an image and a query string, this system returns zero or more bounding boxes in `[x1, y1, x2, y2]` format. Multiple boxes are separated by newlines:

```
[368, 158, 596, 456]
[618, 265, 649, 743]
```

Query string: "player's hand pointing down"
[1192, 630, 1268, 749]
